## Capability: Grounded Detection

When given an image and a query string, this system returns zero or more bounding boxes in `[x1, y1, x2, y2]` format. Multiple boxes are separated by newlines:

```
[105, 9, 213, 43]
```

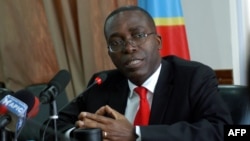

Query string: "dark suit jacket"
[55, 55, 232, 141]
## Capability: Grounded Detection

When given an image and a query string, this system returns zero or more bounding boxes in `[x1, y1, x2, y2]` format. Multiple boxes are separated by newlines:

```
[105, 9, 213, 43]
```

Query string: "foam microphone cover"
[12, 89, 35, 113]
[49, 69, 71, 94]
[0, 94, 28, 132]
[73, 128, 102, 141]
[27, 97, 40, 118]
[12, 89, 40, 118]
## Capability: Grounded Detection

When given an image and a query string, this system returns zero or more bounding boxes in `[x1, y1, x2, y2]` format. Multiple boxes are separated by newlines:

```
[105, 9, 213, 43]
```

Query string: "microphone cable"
[41, 118, 52, 141]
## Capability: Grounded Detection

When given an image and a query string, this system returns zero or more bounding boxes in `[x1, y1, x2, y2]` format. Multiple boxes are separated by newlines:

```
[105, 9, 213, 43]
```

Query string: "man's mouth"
[125, 59, 143, 68]
[128, 59, 141, 65]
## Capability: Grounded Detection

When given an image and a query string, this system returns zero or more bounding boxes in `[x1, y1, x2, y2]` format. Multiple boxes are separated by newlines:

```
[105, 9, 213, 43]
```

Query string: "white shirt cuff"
[135, 126, 141, 141]
[65, 127, 76, 138]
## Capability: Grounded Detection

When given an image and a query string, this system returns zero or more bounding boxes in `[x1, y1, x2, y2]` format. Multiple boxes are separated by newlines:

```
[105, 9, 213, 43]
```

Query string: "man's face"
[105, 10, 162, 85]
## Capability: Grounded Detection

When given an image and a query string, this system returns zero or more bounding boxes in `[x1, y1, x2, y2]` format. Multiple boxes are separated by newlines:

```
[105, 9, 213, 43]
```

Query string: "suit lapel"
[149, 59, 174, 124]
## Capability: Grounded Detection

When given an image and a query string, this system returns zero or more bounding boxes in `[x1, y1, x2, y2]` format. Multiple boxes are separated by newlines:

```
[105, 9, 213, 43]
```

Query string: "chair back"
[218, 85, 250, 124]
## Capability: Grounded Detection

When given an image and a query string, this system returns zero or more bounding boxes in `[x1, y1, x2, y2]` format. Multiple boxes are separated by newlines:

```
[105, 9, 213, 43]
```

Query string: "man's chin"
[125, 70, 146, 84]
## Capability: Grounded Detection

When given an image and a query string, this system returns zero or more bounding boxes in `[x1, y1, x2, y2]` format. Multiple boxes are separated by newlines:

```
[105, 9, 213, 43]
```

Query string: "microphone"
[39, 70, 71, 104]
[94, 73, 107, 85]
[72, 73, 107, 141]
[70, 73, 107, 104]
[0, 94, 28, 133]
[81, 73, 107, 94]
[0, 90, 40, 130]
[0, 89, 40, 141]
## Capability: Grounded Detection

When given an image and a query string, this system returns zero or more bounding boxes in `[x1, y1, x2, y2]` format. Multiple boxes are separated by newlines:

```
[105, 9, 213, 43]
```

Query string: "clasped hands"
[75, 105, 137, 141]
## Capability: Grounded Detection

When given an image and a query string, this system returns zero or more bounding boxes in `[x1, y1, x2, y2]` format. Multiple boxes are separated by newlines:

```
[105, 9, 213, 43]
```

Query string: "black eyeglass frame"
[107, 32, 156, 53]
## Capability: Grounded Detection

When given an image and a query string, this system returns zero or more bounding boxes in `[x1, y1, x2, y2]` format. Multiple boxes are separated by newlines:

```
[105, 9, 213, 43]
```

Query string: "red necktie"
[134, 86, 150, 126]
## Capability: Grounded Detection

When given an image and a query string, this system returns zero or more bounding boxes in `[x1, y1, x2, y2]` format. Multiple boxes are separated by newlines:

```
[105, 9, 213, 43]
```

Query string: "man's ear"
[155, 34, 162, 50]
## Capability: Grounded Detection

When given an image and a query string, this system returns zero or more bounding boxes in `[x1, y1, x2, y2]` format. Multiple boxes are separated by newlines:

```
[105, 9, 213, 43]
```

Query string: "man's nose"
[122, 40, 137, 53]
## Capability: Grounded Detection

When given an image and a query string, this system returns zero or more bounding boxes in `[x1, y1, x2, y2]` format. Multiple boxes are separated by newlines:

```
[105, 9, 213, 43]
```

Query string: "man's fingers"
[78, 111, 87, 120]
[76, 115, 106, 129]
[77, 105, 126, 131]
[75, 120, 84, 128]
[95, 105, 124, 120]
[80, 111, 115, 124]
[95, 106, 106, 115]
[104, 105, 125, 119]
[95, 105, 117, 119]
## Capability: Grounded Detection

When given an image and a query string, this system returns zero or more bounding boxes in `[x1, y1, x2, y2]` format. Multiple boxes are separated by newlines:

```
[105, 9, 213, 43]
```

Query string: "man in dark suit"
[54, 6, 232, 141]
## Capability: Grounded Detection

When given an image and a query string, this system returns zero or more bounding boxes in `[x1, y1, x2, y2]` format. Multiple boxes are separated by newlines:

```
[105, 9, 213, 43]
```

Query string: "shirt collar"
[127, 64, 162, 98]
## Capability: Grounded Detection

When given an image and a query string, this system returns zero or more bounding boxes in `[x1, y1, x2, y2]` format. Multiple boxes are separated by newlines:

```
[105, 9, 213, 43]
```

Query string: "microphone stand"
[49, 99, 59, 141]
[0, 128, 7, 141]
[0, 115, 11, 141]
[44, 87, 59, 141]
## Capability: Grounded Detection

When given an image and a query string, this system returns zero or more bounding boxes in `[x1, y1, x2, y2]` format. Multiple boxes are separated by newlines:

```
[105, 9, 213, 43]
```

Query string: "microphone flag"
[138, 0, 190, 60]
[0, 95, 28, 133]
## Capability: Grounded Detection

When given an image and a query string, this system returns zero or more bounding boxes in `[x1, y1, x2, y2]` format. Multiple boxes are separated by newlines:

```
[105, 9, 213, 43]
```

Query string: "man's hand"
[75, 105, 137, 141]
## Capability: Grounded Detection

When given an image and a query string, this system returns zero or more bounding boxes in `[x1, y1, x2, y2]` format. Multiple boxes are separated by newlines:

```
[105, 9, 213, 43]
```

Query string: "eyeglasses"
[108, 32, 156, 52]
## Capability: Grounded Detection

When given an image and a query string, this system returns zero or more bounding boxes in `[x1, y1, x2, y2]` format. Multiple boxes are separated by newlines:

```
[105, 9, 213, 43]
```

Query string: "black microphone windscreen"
[12, 89, 35, 113]
[49, 70, 71, 94]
